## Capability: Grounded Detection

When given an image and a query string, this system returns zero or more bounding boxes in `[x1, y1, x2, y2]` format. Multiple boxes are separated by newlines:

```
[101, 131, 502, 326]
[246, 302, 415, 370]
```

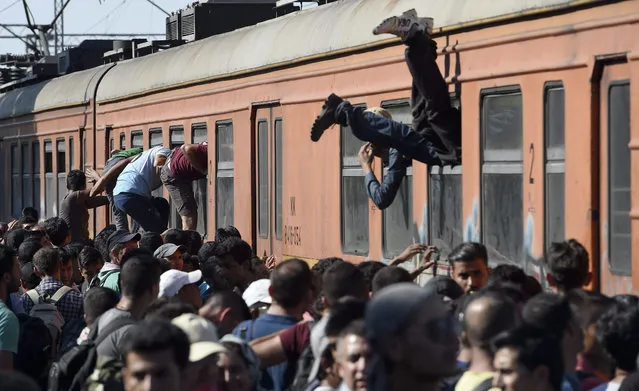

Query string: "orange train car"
[1, 0, 638, 295]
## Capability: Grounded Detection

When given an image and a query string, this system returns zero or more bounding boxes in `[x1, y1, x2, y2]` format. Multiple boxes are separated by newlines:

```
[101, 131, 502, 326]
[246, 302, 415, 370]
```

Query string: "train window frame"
[149, 128, 163, 148]
[44, 140, 53, 218]
[21, 143, 32, 217]
[69, 137, 74, 170]
[56, 138, 67, 214]
[120, 133, 126, 150]
[543, 82, 566, 249]
[379, 99, 414, 259]
[341, 103, 369, 256]
[131, 130, 143, 148]
[11, 144, 20, 219]
[607, 80, 631, 276]
[216, 120, 234, 229]
[168, 126, 186, 229]
[192, 123, 208, 236]
[257, 119, 269, 239]
[274, 118, 283, 241]
[429, 165, 463, 258]
[33, 141, 41, 215]
[480, 86, 524, 265]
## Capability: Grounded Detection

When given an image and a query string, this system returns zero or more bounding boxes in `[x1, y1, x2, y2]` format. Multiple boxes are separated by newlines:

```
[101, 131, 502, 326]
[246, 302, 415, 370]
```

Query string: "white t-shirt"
[113, 146, 170, 198]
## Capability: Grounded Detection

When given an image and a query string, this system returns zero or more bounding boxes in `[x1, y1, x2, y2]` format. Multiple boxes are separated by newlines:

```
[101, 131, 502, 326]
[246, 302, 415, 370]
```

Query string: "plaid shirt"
[21, 277, 84, 323]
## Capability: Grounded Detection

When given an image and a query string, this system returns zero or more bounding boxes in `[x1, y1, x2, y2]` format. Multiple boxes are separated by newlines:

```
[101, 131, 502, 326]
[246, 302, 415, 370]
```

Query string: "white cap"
[171, 313, 227, 362]
[242, 279, 272, 308]
[158, 269, 202, 298]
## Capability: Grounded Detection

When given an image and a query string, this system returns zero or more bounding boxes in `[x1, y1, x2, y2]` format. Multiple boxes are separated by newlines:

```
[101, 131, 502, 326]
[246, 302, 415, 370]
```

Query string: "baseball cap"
[107, 230, 141, 252]
[171, 313, 227, 362]
[154, 243, 186, 259]
[308, 316, 330, 382]
[159, 269, 203, 298]
[242, 279, 272, 308]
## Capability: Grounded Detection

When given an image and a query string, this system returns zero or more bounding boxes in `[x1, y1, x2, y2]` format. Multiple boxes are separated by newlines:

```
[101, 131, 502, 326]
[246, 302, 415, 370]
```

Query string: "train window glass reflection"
[169, 126, 185, 229]
[258, 120, 268, 239]
[341, 103, 368, 255]
[57, 139, 66, 213]
[33, 142, 40, 215]
[380, 101, 413, 259]
[120, 133, 126, 150]
[149, 128, 163, 199]
[216, 121, 234, 229]
[11, 144, 20, 219]
[110, 138, 115, 153]
[429, 166, 463, 259]
[481, 88, 523, 265]
[608, 81, 631, 275]
[44, 140, 53, 218]
[192, 123, 208, 235]
[131, 131, 143, 148]
[69, 137, 74, 169]
[275, 119, 283, 241]
[544, 83, 565, 248]
[21, 143, 32, 218]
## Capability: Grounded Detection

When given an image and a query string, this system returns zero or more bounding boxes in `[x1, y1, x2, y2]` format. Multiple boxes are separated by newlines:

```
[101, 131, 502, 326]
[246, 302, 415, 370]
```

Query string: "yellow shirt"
[454, 371, 501, 391]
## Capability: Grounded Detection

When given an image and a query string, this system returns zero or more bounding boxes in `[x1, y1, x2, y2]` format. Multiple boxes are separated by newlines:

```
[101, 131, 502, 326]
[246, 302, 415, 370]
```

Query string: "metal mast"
[53, 0, 64, 53]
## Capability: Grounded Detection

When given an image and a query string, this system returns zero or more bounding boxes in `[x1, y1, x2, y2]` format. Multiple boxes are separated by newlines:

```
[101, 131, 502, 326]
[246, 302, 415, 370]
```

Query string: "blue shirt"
[233, 313, 298, 391]
[113, 146, 171, 198]
[364, 148, 410, 210]
[562, 373, 581, 391]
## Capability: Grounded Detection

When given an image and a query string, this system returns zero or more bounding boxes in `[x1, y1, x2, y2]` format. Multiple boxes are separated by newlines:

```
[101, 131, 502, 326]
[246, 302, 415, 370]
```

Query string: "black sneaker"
[311, 93, 343, 142]
[373, 9, 419, 39]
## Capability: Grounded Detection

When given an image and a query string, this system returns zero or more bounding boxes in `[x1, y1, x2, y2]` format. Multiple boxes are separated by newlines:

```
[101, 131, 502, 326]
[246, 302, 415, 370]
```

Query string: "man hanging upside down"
[311, 9, 462, 209]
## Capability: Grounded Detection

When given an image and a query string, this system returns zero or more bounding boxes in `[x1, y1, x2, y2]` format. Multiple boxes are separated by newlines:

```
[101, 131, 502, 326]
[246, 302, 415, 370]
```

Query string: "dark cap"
[107, 230, 141, 252]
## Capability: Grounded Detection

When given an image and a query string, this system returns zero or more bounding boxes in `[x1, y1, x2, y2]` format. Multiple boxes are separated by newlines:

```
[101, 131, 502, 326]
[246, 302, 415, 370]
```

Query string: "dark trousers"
[113, 192, 169, 233]
[103, 156, 130, 231]
[336, 32, 461, 165]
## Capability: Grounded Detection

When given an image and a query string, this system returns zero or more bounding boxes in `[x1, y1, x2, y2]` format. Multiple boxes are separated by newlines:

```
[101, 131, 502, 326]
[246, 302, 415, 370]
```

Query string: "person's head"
[43, 217, 70, 247]
[371, 266, 413, 294]
[158, 269, 203, 309]
[17, 239, 42, 265]
[269, 258, 314, 315]
[182, 253, 199, 273]
[33, 247, 61, 279]
[121, 254, 163, 308]
[0, 245, 20, 296]
[322, 262, 368, 310]
[425, 276, 465, 302]
[480, 282, 529, 312]
[522, 293, 583, 372]
[200, 257, 235, 293]
[357, 261, 386, 294]
[524, 276, 543, 297]
[20, 206, 39, 226]
[218, 336, 260, 391]
[215, 237, 253, 267]
[248, 255, 269, 280]
[215, 226, 241, 243]
[84, 287, 119, 326]
[613, 294, 639, 309]
[198, 241, 217, 263]
[597, 301, 639, 374]
[336, 320, 370, 391]
[545, 240, 591, 293]
[94, 224, 117, 262]
[108, 230, 141, 265]
[57, 247, 76, 287]
[199, 291, 251, 336]
[492, 326, 564, 391]
[448, 242, 489, 294]
[365, 283, 459, 389]
[242, 279, 273, 319]
[208, 255, 245, 288]
[79, 246, 104, 282]
[139, 232, 164, 254]
[144, 297, 197, 321]
[0, 370, 41, 391]
[163, 229, 185, 246]
[122, 320, 190, 391]
[20, 261, 40, 290]
[184, 230, 203, 257]
[24, 228, 50, 248]
[487, 264, 527, 288]
[154, 244, 186, 271]
[5, 228, 26, 251]
[66, 169, 87, 191]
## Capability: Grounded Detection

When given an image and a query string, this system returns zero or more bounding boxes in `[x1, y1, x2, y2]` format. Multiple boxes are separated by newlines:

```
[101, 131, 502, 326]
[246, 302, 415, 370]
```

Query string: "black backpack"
[15, 313, 54, 389]
[288, 320, 318, 391]
[47, 316, 135, 391]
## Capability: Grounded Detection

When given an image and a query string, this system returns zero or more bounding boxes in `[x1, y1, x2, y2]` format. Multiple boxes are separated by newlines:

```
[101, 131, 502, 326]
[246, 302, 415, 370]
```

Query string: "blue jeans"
[103, 156, 130, 231]
[113, 192, 169, 233]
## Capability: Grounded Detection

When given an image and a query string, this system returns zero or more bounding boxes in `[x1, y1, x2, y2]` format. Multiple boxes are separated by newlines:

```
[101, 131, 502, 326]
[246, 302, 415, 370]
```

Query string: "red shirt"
[279, 322, 311, 362]
[170, 144, 208, 181]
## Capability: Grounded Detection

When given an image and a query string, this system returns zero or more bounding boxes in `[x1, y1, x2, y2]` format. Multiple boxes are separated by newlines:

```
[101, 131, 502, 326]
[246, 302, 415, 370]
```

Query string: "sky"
[0, 0, 192, 54]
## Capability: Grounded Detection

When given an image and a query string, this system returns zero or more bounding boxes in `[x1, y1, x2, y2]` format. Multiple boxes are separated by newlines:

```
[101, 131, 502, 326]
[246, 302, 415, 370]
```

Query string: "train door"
[253, 105, 283, 260]
[598, 59, 633, 295]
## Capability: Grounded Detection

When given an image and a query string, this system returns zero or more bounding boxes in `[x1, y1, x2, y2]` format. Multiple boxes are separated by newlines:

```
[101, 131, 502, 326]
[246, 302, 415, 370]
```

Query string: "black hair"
[481, 282, 529, 306]
[620, 372, 639, 391]
[33, 247, 61, 276]
[215, 237, 252, 265]
[43, 217, 69, 247]
[122, 320, 190, 370]
[425, 275, 465, 301]
[183, 230, 203, 257]
[204, 290, 251, 322]
[163, 229, 185, 246]
[545, 240, 590, 292]
[566, 289, 614, 329]
[0, 245, 16, 279]
[120, 248, 153, 269]
[338, 319, 366, 340]
[94, 225, 117, 263]
[79, 246, 104, 268]
[322, 262, 367, 306]
[120, 254, 162, 298]
[326, 297, 367, 337]
[200, 257, 234, 292]
[597, 302, 639, 372]
[492, 326, 564, 391]
[249, 256, 269, 280]
[66, 169, 86, 191]
[198, 241, 218, 263]
[487, 264, 527, 287]
[5, 228, 26, 252]
[0, 370, 40, 391]
[613, 294, 639, 310]
[448, 242, 488, 265]
[20, 207, 39, 225]
[270, 259, 313, 309]
[20, 262, 41, 290]
[463, 290, 519, 350]
[357, 262, 386, 293]
[312, 257, 344, 277]
[84, 287, 119, 325]
[58, 247, 73, 265]
[371, 266, 412, 293]
[17, 239, 42, 266]
[156, 257, 172, 273]
[183, 253, 200, 271]
[215, 226, 241, 243]
[139, 232, 164, 254]
[24, 229, 45, 243]
[144, 297, 197, 321]
[524, 276, 543, 297]
[522, 292, 572, 339]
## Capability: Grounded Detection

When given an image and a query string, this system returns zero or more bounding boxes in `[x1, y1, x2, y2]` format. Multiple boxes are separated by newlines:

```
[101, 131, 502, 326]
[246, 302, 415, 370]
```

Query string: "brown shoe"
[373, 9, 420, 39]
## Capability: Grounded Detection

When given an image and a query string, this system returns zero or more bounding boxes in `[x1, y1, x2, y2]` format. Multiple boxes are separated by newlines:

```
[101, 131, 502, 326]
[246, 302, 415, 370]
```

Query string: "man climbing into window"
[311, 9, 461, 209]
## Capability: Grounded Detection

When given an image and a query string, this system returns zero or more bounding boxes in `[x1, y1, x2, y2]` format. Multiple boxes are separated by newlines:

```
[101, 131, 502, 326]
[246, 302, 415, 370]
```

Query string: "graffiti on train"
[284, 225, 302, 246]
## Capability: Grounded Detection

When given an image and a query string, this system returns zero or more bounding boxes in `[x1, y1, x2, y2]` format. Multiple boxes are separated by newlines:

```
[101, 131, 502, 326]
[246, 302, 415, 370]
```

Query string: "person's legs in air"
[160, 165, 198, 231]
[114, 192, 167, 233]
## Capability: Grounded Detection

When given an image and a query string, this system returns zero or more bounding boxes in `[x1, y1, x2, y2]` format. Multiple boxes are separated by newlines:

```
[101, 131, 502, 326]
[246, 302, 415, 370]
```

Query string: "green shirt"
[0, 301, 19, 353]
[111, 148, 143, 159]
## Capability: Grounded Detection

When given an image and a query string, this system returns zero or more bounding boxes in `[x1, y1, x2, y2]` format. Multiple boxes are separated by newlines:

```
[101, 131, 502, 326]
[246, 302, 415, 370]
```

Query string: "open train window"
[481, 87, 524, 264]
[216, 120, 234, 229]
[33, 142, 41, 215]
[149, 128, 163, 148]
[192, 123, 208, 235]
[57, 139, 67, 212]
[429, 165, 463, 258]
[257, 120, 269, 239]
[131, 131, 143, 148]
[341, 103, 369, 255]
[21, 143, 32, 216]
[120, 133, 126, 150]
[379, 100, 413, 259]
[44, 140, 54, 218]
[544, 83, 565, 248]
[11, 144, 20, 219]
[274, 119, 283, 241]
[168, 126, 186, 229]
[608, 81, 631, 274]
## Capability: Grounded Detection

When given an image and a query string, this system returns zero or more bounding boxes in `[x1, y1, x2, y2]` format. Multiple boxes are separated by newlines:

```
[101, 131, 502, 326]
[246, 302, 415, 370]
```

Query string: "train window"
[258, 120, 269, 238]
[216, 121, 234, 229]
[149, 128, 163, 147]
[380, 101, 413, 259]
[608, 82, 631, 274]
[341, 103, 369, 255]
[120, 133, 126, 150]
[481, 88, 523, 264]
[57, 139, 66, 212]
[69, 137, 74, 169]
[131, 131, 143, 148]
[168, 126, 186, 229]
[429, 166, 463, 258]
[21, 143, 32, 215]
[275, 119, 283, 241]
[44, 140, 53, 218]
[33, 142, 40, 215]
[11, 144, 20, 219]
[192, 123, 208, 235]
[110, 138, 115, 153]
[544, 83, 565, 247]
[82, 133, 86, 169]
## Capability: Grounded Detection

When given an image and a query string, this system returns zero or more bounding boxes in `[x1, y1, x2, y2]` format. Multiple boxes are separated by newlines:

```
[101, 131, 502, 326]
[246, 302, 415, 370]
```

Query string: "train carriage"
[1, 0, 638, 295]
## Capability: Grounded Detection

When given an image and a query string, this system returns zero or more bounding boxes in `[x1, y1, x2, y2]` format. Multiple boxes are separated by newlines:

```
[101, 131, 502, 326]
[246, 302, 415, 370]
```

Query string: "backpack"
[26, 286, 73, 356]
[289, 320, 318, 391]
[15, 313, 54, 389]
[48, 316, 135, 391]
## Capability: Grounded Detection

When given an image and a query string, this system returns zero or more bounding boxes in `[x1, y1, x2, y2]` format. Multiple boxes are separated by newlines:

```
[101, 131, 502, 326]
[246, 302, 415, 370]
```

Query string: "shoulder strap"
[93, 317, 136, 347]
[26, 289, 41, 305]
[471, 377, 495, 391]
[51, 286, 73, 303]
